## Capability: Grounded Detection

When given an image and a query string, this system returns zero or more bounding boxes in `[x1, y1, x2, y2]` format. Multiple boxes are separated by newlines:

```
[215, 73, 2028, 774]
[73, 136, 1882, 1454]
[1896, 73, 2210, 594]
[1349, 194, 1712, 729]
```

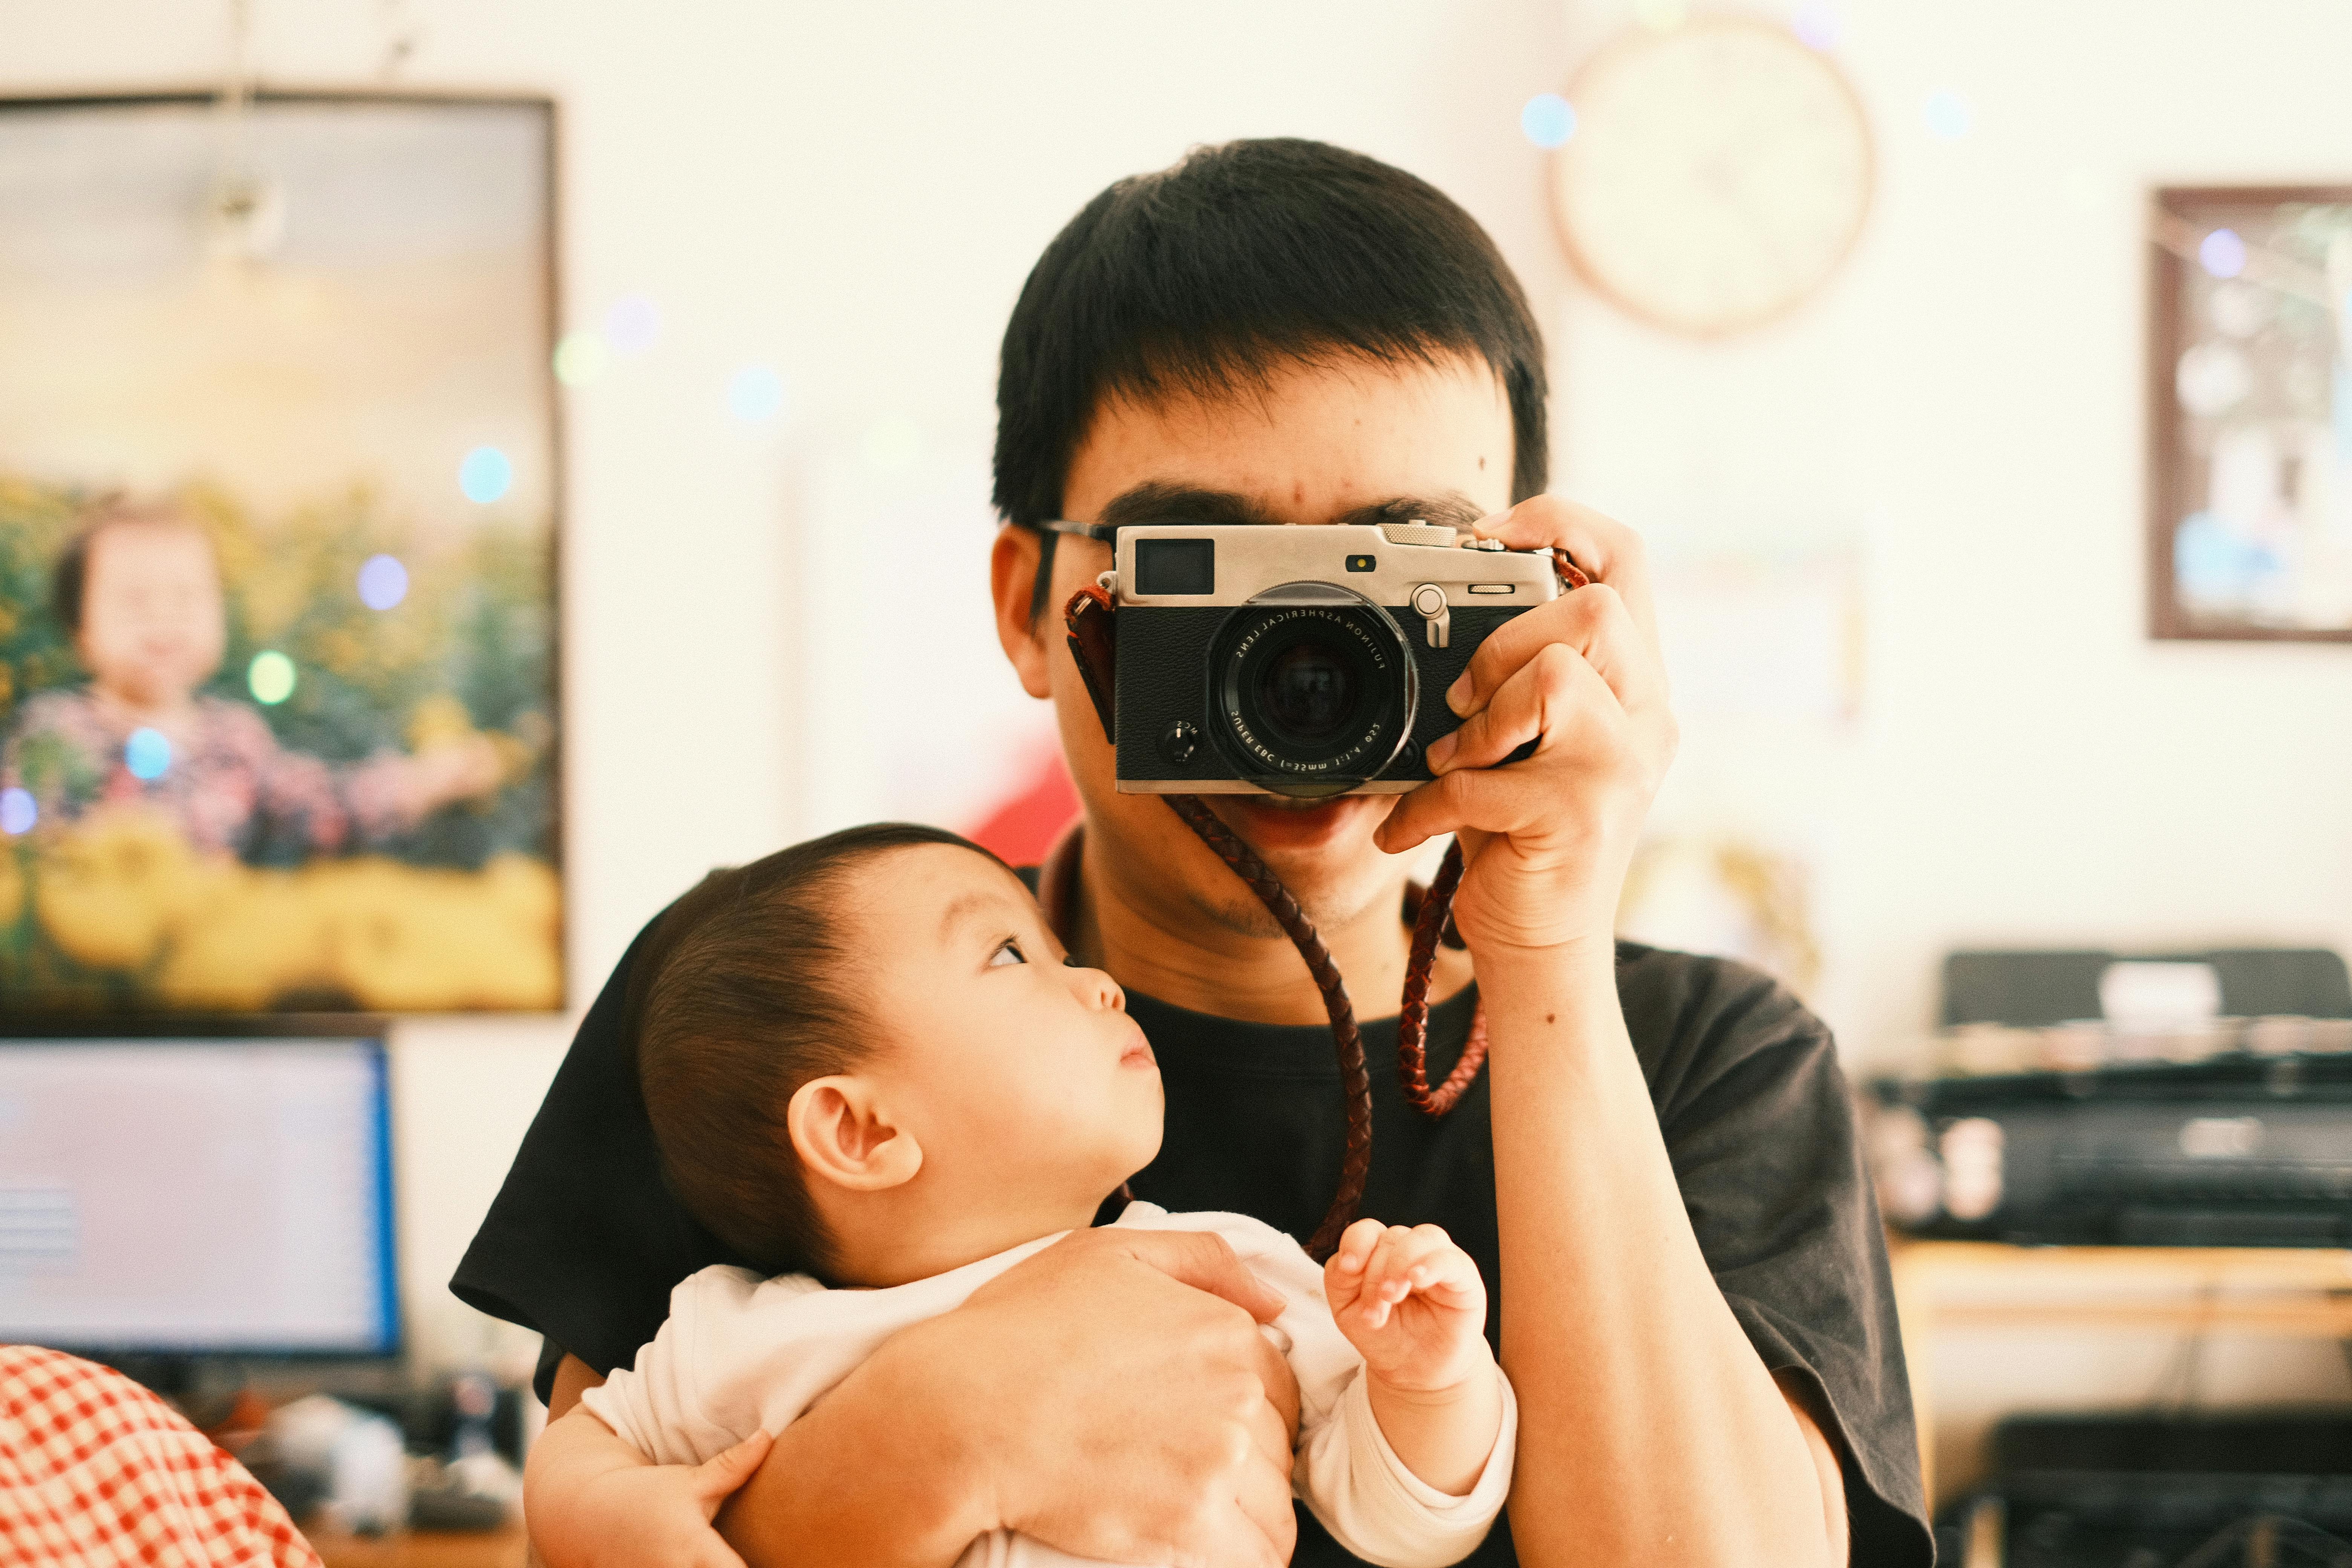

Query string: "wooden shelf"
[1888, 1239, 2352, 1509]
[306, 1520, 525, 1568]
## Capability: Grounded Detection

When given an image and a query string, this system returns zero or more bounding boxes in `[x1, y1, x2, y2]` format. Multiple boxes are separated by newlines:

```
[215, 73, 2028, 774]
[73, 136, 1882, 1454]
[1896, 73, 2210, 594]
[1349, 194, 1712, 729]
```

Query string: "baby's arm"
[1322, 1220, 1504, 1497]
[524, 1407, 770, 1568]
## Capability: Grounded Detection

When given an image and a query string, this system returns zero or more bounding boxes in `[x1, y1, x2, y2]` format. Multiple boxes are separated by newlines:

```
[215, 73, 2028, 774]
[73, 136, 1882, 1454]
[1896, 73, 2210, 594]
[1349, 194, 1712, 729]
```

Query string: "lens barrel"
[1208, 586, 1415, 797]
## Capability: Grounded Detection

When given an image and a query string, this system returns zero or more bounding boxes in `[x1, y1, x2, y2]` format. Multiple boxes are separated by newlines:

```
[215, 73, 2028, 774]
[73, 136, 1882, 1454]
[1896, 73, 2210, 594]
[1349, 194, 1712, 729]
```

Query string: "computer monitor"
[0, 1027, 398, 1357]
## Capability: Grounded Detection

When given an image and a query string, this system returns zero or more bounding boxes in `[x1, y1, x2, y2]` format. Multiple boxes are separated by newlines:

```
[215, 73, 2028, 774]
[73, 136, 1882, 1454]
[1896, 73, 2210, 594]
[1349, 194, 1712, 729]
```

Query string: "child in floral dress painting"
[1, 499, 498, 863]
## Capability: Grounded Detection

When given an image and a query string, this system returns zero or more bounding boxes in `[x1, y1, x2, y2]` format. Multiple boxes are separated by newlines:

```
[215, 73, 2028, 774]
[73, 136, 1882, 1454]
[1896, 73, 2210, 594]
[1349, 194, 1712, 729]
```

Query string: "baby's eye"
[988, 938, 1026, 968]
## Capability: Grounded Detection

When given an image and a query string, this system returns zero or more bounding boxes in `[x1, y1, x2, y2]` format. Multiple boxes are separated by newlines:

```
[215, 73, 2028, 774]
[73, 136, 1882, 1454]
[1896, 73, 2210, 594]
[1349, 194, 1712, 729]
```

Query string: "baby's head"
[631, 824, 1162, 1287]
[52, 498, 227, 710]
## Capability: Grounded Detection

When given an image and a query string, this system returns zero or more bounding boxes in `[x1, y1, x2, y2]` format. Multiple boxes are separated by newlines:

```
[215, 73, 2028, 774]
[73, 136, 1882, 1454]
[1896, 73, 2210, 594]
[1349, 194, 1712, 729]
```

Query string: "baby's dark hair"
[626, 822, 1010, 1278]
[50, 496, 211, 637]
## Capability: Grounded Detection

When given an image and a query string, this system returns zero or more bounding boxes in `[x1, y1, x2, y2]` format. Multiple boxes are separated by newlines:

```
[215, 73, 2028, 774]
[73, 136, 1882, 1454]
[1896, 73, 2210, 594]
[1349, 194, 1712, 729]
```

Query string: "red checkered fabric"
[0, 1344, 322, 1568]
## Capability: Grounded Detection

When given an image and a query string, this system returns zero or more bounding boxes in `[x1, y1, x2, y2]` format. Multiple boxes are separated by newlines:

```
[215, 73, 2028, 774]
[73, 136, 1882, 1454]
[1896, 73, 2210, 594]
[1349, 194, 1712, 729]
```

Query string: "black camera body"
[1105, 522, 1562, 798]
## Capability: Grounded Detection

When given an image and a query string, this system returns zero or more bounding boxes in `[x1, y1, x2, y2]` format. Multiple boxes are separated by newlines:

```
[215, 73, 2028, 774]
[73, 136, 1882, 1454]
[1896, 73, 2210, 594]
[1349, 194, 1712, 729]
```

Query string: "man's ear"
[989, 525, 1056, 701]
[787, 1076, 923, 1193]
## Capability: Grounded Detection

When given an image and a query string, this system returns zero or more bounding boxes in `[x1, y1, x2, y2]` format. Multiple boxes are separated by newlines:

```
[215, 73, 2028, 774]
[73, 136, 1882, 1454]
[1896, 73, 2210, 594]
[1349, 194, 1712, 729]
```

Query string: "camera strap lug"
[1410, 583, 1450, 648]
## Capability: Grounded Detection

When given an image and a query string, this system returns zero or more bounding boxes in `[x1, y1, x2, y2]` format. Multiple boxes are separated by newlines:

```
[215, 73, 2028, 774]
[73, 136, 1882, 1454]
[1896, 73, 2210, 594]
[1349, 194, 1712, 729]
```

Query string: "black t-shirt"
[454, 890, 1932, 1567]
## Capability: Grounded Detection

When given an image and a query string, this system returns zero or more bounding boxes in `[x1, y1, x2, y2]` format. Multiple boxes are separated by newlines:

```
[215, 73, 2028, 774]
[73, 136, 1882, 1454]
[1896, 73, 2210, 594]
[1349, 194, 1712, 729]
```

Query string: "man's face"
[999, 352, 1516, 937]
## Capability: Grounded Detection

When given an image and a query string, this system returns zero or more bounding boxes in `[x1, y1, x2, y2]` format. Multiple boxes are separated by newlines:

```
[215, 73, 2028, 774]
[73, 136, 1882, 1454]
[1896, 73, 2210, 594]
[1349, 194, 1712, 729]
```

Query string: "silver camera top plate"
[1109, 523, 1561, 610]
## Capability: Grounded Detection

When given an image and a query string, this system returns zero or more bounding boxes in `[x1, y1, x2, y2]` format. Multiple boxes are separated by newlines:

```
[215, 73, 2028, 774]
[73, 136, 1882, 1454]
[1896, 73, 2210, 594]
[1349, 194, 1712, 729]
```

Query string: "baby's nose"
[1083, 967, 1125, 1012]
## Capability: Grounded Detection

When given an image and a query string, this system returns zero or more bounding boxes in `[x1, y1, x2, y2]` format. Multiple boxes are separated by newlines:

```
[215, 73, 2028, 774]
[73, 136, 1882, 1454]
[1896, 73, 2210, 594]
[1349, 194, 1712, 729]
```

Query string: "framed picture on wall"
[0, 92, 565, 1015]
[2148, 184, 2352, 642]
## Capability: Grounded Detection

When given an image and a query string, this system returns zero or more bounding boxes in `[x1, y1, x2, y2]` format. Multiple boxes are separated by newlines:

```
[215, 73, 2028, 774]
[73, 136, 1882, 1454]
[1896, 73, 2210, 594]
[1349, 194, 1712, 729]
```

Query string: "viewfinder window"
[1136, 538, 1215, 595]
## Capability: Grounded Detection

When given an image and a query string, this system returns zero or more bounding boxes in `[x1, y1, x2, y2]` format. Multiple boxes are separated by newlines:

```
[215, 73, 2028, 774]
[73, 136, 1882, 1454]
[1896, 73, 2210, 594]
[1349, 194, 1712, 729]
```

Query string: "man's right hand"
[714, 1225, 1302, 1568]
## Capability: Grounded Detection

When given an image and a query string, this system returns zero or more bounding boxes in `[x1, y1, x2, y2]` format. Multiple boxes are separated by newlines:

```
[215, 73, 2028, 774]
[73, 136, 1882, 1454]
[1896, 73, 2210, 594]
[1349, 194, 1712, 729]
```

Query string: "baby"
[524, 822, 1516, 1568]
[2, 498, 497, 860]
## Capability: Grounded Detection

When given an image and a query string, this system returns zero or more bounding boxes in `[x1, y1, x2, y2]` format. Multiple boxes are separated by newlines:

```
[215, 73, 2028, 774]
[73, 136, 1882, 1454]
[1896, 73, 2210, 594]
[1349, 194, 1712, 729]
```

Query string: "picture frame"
[2146, 184, 2352, 642]
[0, 90, 567, 1017]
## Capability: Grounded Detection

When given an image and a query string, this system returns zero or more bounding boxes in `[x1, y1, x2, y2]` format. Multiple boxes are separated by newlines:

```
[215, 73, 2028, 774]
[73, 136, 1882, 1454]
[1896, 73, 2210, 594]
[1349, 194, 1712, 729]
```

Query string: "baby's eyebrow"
[937, 890, 1007, 945]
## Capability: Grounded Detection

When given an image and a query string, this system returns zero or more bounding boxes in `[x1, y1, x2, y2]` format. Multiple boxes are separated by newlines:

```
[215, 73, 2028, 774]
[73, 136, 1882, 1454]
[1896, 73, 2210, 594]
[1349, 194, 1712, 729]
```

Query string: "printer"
[1867, 948, 2352, 1248]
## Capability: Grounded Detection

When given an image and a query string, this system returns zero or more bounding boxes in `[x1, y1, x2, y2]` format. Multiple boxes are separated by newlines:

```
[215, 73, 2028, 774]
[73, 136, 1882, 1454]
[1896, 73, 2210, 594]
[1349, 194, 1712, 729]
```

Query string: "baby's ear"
[787, 1076, 922, 1193]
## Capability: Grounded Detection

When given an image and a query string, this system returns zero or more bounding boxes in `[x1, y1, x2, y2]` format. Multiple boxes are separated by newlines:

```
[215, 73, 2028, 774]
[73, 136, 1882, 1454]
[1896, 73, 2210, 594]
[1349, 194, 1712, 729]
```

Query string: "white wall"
[5, 0, 2348, 1448]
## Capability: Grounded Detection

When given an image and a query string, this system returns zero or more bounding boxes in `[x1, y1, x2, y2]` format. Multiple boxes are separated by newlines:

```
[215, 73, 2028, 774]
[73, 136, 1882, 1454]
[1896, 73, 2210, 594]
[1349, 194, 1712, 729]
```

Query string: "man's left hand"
[1374, 496, 1676, 957]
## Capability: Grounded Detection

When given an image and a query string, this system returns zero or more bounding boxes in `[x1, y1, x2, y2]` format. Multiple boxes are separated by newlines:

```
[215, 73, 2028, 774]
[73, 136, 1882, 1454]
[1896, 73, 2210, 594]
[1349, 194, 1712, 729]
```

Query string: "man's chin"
[1206, 791, 1389, 857]
[1193, 792, 1405, 928]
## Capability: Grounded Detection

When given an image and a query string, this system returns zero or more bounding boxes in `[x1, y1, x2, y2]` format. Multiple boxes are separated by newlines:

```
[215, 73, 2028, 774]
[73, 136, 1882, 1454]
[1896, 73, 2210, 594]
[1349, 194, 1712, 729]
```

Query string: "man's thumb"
[692, 1429, 774, 1511]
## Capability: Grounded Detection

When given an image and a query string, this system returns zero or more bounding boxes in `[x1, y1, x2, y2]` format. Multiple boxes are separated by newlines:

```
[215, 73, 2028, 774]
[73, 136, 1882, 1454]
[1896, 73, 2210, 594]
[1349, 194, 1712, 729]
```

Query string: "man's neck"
[1068, 822, 1473, 1027]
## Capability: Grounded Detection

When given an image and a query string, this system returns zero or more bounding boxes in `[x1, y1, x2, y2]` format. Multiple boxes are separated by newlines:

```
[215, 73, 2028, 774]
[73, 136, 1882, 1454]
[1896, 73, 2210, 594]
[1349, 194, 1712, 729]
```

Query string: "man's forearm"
[715, 1321, 993, 1568]
[1482, 942, 1838, 1568]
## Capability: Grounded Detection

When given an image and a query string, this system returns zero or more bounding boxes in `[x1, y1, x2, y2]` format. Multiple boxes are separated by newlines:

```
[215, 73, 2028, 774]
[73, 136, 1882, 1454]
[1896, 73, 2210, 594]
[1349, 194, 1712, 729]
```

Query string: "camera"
[1102, 521, 1564, 798]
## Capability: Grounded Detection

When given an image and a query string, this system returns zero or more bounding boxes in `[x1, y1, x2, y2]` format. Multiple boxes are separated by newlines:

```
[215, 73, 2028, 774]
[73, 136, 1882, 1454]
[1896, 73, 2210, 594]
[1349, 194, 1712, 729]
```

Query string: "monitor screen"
[0, 1035, 397, 1355]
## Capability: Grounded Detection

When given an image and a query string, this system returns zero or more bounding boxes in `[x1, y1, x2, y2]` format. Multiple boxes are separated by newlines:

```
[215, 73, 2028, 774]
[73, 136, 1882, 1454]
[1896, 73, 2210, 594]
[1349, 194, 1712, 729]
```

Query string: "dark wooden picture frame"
[2147, 184, 2352, 642]
[0, 90, 568, 1016]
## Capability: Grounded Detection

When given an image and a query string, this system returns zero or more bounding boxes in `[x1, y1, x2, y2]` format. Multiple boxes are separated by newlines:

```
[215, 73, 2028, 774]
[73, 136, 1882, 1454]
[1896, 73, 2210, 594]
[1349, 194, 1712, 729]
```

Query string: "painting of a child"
[3, 498, 500, 861]
[0, 94, 563, 1014]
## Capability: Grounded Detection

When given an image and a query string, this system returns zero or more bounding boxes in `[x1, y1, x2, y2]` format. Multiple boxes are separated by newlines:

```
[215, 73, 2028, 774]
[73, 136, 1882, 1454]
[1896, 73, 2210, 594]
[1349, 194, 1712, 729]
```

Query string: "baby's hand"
[1323, 1219, 1492, 1394]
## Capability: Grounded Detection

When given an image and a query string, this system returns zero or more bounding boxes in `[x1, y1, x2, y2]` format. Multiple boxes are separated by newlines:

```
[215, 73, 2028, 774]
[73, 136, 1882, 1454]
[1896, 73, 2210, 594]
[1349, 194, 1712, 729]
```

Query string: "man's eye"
[988, 939, 1026, 968]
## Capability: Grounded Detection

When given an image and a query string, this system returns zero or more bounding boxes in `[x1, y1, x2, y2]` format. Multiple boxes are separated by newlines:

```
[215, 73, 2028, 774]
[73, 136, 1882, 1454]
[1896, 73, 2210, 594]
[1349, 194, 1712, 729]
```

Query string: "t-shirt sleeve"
[1626, 946, 1932, 1568]
[450, 912, 747, 1401]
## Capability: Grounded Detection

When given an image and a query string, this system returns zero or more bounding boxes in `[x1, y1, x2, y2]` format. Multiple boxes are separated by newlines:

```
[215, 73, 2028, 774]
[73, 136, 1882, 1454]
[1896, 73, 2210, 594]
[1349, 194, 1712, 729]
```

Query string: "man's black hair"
[993, 138, 1548, 569]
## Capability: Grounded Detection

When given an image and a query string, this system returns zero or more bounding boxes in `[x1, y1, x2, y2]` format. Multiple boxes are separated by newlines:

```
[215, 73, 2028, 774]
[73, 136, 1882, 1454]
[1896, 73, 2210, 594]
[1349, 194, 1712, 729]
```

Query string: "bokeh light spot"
[2199, 228, 2247, 279]
[1791, 2, 1839, 49]
[357, 554, 409, 612]
[1923, 90, 1973, 140]
[729, 364, 789, 424]
[125, 727, 171, 781]
[1521, 94, 1577, 150]
[554, 331, 610, 386]
[0, 787, 34, 836]
[606, 295, 662, 355]
[459, 445, 513, 504]
[1633, 0, 1687, 28]
[248, 649, 297, 705]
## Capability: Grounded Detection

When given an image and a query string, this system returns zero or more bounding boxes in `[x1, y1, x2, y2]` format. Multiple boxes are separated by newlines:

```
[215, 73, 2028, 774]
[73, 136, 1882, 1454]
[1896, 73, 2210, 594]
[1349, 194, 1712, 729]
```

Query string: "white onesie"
[584, 1200, 1516, 1568]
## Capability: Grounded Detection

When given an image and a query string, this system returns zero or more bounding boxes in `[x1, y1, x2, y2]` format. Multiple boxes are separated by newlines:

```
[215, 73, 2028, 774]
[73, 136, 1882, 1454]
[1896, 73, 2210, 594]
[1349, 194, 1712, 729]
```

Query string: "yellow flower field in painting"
[14, 807, 559, 1013]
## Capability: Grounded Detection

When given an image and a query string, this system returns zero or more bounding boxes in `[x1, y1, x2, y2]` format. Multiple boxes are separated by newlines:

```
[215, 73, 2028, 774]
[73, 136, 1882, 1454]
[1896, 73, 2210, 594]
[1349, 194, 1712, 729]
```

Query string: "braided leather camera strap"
[1060, 547, 1586, 1259]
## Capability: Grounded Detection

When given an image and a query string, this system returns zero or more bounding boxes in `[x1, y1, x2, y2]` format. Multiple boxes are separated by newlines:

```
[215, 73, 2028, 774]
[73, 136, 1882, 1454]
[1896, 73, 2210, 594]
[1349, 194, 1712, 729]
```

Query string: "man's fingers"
[1108, 1229, 1287, 1324]
[1431, 643, 1586, 774]
[1226, 1469, 1301, 1568]
[1473, 495, 1660, 640]
[691, 1430, 774, 1508]
[1445, 580, 1661, 723]
[1251, 1325, 1303, 1433]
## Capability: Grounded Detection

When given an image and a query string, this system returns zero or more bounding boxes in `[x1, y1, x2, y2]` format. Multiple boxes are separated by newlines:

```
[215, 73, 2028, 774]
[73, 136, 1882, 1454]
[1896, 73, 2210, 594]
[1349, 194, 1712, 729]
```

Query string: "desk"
[1889, 1239, 2352, 1509]
[306, 1521, 527, 1568]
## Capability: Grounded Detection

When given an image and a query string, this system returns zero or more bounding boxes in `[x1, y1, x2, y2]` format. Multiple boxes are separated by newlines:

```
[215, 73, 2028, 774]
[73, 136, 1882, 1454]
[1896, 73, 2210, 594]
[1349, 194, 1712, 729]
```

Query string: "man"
[457, 139, 1930, 1567]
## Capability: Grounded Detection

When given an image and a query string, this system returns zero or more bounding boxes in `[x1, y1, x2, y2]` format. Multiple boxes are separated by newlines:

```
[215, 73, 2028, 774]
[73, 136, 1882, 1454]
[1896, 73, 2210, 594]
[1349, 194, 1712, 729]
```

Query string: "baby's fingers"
[1324, 1218, 1387, 1310]
[1355, 1225, 1430, 1329]
[691, 1429, 774, 1514]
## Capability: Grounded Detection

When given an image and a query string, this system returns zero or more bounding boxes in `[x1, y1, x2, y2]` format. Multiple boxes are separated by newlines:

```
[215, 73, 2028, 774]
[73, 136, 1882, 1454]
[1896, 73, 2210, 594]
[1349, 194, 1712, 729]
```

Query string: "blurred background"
[4, 0, 2351, 1556]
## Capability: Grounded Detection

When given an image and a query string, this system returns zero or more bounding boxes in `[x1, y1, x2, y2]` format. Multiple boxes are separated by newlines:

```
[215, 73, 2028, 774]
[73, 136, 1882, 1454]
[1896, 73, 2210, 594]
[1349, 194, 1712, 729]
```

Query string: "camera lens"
[1207, 586, 1416, 796]
[1257, 641, 1357, 744]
